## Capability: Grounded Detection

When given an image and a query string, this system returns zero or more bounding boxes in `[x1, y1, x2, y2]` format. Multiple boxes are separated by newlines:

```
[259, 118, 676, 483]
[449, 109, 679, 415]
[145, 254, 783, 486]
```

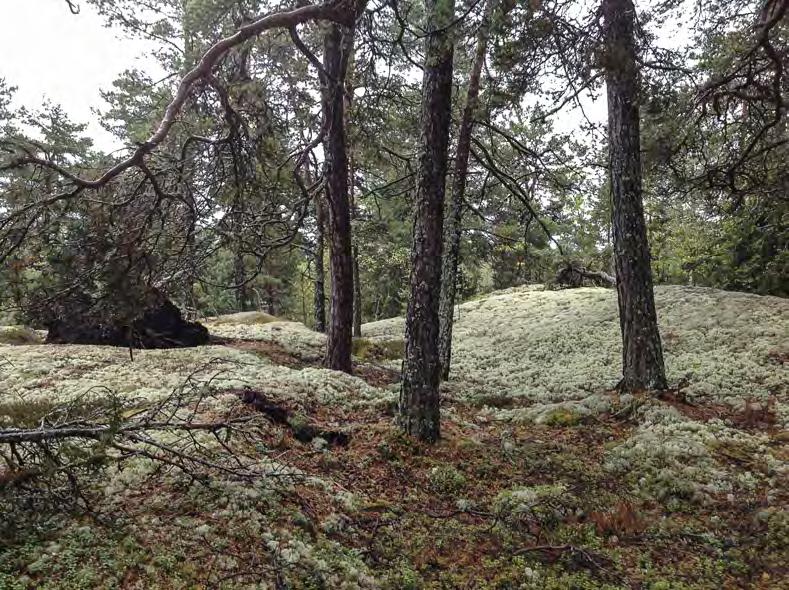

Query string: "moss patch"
[0, 326, 43, 345]
[352, 337, 405, 362]
[208, 311, 280, 325]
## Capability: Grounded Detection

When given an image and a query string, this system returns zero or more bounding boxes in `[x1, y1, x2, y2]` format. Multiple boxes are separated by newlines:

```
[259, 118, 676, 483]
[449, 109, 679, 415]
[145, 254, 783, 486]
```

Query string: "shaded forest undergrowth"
[1, 286, 786, 589]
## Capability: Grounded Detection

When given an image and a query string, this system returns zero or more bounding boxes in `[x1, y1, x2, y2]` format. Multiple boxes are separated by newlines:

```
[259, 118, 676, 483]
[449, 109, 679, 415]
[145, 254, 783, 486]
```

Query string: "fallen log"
[555, 263, 616, 288]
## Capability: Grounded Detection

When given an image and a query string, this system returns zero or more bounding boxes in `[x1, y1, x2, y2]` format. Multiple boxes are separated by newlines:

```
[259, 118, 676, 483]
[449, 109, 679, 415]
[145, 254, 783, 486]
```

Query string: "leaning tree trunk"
[399, 0, 456, 443]
[313, 192, 327, 333]
[603, 0, 667, 391]
[323, 23, 355, 374]
[438, 0, 496, 381]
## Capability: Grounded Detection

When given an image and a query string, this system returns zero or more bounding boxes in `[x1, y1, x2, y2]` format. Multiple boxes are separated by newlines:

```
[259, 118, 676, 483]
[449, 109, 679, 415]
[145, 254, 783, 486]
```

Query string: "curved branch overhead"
[8, 0, 356, 190]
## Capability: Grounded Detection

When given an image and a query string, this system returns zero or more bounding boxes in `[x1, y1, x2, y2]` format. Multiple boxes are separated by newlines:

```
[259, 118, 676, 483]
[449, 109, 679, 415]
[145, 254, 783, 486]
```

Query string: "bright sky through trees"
[0, 1, 158, 151]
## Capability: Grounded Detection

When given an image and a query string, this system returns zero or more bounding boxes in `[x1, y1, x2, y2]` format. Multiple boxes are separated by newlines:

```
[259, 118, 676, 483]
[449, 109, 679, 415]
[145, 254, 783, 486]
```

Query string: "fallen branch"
[237, 388, 350, 447]
[0, 362, 292, 492]
[0, 415, 257, 445]
[555, 262, 616, 287]
[513, 543, 610, 573]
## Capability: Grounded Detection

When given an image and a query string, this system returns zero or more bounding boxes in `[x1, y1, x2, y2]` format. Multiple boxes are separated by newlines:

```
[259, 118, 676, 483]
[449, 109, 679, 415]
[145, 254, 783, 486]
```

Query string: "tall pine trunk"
[399, 0, 456, 443]
[603, 0, 667, 391]
[313, 192, 327, 333]
[322, 24, 355, 373]
[438, 0, 496, 381]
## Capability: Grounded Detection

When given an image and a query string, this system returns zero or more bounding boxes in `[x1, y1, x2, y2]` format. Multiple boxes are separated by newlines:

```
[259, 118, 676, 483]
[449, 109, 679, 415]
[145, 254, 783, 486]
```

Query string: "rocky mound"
[45, 290, 208, 349]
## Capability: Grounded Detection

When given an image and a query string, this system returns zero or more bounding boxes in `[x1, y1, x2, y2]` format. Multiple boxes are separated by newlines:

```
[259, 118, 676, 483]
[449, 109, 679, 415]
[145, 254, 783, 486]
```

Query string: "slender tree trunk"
[234, 249, 250, 311]
[266, 290, 276, 316]
[603, 0, 667, 391]
[399, 0, 456, 443]
[353, 244, 362, 337]
[313, 193, 327, 333]
[438, 0, 496, 381]
[323, 23, 355, 373]
[348, 118, 362, 338]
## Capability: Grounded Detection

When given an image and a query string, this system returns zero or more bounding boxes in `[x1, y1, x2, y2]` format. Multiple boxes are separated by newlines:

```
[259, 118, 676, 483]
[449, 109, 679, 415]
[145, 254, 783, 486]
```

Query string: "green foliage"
[757, 508, 789, 552]
[383, 562, 424, 590]
[352, 338, 405, 361]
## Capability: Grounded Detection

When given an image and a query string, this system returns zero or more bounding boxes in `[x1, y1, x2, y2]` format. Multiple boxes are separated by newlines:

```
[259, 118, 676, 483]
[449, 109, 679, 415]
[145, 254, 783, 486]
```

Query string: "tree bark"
[399, 0, 456, 443]
[322, 23, 355, 373]
[603, 0, 667, 391]
[438, 0, 496, 381]
[313, 192, 327, 333]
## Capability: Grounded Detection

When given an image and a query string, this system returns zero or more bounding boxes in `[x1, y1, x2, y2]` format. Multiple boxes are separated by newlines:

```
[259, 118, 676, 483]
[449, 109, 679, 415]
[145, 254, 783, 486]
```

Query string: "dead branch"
[236, 388, 350, 447]
[513, 543, 611, 573]
[0, 360, 308, 500]
[0, 416, 257, 445]
[555, 261, 616, 287]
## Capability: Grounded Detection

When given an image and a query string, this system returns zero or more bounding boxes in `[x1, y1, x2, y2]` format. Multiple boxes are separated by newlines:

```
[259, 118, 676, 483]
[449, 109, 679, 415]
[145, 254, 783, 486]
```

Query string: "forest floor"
[0, 285, 787, 589]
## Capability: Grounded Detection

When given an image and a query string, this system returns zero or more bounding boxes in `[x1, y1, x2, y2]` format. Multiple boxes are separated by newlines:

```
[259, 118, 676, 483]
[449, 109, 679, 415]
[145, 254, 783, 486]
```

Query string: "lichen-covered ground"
[0, 285, 786, 589]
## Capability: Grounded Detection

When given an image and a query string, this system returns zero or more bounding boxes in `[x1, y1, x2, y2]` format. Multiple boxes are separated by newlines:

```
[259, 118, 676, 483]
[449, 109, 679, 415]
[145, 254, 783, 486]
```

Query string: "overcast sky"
[0, 1, 157, 151]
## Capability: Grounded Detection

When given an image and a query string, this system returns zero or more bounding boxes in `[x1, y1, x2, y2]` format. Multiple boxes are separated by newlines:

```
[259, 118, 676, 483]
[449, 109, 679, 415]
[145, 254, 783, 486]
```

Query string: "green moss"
[209, 311, 279, 325]
[757, 507, 789, 551]
[542, 408, 584, 426]
[383, 562, 423, 589]
[707, 438, 768, 473]
[287, 412, 309, 433]
[427, 465, 467, 496]
[0, 398, 59, 428]
[352, 337, 405, 361]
